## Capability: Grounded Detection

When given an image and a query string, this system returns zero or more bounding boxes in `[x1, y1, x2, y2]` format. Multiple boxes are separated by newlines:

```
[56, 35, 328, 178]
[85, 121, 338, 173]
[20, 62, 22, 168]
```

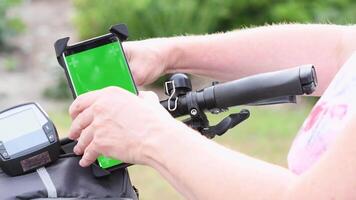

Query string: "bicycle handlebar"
[160, 65, 317, 118]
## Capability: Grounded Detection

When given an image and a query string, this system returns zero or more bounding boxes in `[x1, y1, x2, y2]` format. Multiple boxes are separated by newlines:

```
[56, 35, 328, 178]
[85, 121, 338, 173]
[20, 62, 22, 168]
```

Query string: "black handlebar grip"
[210, 65, 316, 109]
[161, 65, 317, 117]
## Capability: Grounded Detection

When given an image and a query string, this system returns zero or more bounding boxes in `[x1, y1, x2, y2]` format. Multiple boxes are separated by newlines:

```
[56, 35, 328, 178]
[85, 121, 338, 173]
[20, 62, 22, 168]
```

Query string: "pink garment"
[288, 53, 356, 174]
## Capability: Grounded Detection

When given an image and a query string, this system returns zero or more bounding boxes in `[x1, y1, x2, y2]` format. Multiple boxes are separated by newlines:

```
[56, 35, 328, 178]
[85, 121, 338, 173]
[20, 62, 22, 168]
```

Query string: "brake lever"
[201, 109, 250, 138]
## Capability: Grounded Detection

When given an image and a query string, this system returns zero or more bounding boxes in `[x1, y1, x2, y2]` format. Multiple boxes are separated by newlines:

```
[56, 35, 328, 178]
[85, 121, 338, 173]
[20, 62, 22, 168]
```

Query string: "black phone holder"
[54, 23, 129, 100]
[54, 23, 130, 178]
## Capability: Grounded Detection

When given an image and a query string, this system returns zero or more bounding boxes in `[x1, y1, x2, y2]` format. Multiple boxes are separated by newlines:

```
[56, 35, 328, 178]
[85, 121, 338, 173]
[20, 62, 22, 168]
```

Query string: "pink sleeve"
[288, 53, 356, 174]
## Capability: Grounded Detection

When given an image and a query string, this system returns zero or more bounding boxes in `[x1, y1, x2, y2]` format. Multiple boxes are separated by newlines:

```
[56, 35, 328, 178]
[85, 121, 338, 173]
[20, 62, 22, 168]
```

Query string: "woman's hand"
[68, 87, 176, 167]
[123, 39, 176, 86]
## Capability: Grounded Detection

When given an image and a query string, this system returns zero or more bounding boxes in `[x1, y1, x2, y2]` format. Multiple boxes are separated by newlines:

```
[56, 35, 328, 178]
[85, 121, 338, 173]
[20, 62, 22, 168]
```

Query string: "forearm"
[142, 113, 356, 200]
[165, 24, 356, 95]
[286, 115, 356, 200]
[143, 121, 296, 200]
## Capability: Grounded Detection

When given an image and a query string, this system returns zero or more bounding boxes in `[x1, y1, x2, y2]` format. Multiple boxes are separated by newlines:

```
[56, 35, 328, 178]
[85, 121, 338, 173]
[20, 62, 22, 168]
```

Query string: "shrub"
[73, 0, 355, 42]
[0, 0, 24, 49]
[63, 0, 355, 95]
[73, 0, 232, 40]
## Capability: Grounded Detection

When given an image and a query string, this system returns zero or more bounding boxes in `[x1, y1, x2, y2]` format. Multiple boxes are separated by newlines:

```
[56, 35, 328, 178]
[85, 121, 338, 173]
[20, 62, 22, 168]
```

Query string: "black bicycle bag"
[0, 139, 138, 200]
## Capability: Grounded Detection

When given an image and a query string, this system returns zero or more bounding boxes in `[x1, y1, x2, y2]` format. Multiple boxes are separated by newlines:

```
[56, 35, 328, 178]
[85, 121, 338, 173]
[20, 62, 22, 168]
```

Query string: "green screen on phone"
[64, 38, 137, 169]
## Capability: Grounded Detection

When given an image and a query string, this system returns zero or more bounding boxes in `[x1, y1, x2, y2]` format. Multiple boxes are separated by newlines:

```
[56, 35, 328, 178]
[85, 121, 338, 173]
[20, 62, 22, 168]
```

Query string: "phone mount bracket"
[54, 23, 129, 70]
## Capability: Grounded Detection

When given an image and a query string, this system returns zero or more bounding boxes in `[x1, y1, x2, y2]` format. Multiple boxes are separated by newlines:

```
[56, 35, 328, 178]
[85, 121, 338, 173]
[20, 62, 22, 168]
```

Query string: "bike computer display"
[0, 103, 60, 176]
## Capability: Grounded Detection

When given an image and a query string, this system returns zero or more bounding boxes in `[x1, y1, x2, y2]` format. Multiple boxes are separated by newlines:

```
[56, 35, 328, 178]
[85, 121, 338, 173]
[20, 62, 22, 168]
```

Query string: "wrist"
[162, 35, 206, 74]
[158, 37, 184, 74]
[140, 118, 194, 167]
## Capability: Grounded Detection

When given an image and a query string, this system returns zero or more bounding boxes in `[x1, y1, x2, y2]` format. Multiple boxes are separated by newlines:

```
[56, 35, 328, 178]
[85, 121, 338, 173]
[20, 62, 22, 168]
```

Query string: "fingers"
[139, 91, 164, 111]
[73, 125, 94, 155]
[69, 90, 101, 120]
[79, 142, 100, 167]
[68, 108, 94, 140]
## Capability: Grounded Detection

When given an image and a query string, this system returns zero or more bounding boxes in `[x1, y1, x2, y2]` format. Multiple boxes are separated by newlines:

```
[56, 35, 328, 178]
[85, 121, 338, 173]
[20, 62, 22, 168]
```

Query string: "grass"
[50, 97, 314, 200]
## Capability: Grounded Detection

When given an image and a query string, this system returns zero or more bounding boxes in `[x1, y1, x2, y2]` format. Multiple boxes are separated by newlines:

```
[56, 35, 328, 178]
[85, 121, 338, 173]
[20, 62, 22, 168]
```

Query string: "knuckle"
[74, 95, 85, 105]
[83, 149, 96, 162]
[78, 132, 89, 144]
[98, 123, 111, 134]
[92, 103, 106, 114]
[91, 120, 104, 130]
[69, 102, 81, 115]
[91, 121, 99, 129]
[91, 138, 104, 150]
[76, 118, 86, 130]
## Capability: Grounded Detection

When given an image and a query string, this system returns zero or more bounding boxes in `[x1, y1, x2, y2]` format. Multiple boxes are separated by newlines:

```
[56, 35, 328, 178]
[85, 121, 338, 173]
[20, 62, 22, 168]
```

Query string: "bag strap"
[36, 167, 58, 198]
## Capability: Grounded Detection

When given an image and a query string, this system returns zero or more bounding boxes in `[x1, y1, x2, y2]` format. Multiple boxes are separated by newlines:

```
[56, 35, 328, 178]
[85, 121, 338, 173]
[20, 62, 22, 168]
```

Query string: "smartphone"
[62, 33, 137, 169]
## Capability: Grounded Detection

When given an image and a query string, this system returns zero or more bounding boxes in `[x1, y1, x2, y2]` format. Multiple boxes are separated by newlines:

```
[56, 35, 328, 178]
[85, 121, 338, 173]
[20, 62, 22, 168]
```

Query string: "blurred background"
[0, 0, 355, 199]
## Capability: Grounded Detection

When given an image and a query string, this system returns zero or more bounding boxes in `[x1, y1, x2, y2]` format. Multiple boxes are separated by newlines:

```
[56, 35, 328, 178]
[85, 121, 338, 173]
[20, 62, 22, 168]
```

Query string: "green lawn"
[50, 98, 314, 200]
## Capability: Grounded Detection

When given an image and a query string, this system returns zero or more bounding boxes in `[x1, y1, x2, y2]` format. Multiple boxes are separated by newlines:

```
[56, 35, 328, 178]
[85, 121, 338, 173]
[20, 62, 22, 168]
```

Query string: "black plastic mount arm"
[54, 23, 129, 69]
